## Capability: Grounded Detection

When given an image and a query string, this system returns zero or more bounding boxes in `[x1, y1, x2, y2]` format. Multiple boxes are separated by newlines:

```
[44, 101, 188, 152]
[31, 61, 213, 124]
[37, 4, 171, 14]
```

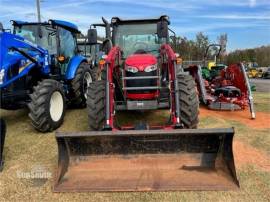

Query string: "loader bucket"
[54, 128, 239, 192]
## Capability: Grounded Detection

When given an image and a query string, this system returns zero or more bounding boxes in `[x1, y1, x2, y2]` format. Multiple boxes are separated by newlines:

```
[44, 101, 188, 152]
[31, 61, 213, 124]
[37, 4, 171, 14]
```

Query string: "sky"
[0, 0, 269, 51]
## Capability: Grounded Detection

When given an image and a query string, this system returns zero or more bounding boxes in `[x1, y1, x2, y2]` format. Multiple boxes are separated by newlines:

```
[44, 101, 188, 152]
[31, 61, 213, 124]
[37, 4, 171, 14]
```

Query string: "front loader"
[54, 16, 239, 192]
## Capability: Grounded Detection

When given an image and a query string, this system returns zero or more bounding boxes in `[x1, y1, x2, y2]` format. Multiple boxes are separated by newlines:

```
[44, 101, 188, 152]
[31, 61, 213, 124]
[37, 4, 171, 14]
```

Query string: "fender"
[65, 55, 87, 80]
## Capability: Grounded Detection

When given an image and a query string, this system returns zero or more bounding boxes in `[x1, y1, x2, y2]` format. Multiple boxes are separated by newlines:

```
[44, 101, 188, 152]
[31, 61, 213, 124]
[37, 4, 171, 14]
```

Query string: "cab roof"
[111, 15, 170, 25]
[11, 19, 80, 33]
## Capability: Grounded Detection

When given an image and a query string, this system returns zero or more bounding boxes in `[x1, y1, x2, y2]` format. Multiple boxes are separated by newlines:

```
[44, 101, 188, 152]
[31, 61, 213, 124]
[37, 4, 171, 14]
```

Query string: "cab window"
[58, 28, 76, 59]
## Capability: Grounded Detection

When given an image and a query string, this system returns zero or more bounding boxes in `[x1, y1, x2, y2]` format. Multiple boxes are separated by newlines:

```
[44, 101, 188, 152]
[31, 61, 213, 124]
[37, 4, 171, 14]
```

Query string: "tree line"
[173, 32, 228, 62]
[173, 32, 270, 67]
[226, 46, 270, 67]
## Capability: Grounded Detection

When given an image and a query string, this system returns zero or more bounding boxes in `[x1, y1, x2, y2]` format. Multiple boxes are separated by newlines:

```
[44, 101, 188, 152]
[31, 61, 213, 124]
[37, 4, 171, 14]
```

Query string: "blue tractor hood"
[0, 31, 49, 87]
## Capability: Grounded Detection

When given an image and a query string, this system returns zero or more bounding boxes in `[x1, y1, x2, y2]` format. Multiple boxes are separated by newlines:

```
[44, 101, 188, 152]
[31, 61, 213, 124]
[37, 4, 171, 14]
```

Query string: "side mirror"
[88, 29, 97, 45]
[157, 21, 168, 38]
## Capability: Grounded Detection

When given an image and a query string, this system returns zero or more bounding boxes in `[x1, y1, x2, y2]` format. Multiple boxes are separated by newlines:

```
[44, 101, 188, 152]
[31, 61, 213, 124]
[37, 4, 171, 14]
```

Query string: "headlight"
[0, 69, 5, 85]
[126, 66, 138, 73]
[144, 64, 157, 72]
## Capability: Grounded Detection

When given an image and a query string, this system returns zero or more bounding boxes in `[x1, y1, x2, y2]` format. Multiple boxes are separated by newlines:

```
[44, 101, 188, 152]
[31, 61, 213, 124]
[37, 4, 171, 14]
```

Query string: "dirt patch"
[199, 107, 270, 129]
[234, 140, 270, 171]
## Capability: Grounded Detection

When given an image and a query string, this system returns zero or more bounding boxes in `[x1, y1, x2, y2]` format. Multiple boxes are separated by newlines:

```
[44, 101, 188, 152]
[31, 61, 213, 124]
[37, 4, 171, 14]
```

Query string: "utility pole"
[36, 0, 41, 22]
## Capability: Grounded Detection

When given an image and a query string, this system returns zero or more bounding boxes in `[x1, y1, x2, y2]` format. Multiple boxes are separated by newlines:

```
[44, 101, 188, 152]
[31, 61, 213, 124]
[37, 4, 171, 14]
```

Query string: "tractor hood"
[125, 54, 157, 71]
[0, 31, 48, 87]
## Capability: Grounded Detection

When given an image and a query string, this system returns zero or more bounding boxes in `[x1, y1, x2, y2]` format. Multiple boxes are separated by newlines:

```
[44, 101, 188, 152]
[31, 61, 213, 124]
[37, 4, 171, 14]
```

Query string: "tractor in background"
[0, 20, 95, 132]
[184, 44, 255, 119]
[54, 16, 239, 192]
[247, 67, 263, 78]
[77, 35, 103, 67]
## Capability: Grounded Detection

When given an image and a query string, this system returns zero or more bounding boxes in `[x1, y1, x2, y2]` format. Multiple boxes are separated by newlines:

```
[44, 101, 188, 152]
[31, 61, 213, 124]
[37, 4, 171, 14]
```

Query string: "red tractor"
[87, 16, 198, 130]
[54, 16, 239, 192]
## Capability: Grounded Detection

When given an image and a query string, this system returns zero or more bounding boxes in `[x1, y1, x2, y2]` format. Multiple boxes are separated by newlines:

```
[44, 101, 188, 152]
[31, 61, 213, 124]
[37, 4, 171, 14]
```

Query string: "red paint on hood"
[125, 54, 157, 71]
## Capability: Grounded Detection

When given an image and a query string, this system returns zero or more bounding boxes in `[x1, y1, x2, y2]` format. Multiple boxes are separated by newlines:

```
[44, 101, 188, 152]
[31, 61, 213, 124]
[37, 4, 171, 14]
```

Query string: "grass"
[253, 92, 270, 112]
[0, 93, 270, 201]
[200, 116, 270, 154]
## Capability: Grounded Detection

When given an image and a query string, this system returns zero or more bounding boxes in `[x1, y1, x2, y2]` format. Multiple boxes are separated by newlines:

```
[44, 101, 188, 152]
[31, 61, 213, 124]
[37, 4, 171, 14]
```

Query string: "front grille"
[125, 70, 158, 93]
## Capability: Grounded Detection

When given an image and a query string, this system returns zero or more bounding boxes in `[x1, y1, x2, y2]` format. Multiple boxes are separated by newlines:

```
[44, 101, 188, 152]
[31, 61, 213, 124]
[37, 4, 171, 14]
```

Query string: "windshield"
[14, 25, 57, 54]
[114, 23, 161, 58]
[78, 44, 92, 57]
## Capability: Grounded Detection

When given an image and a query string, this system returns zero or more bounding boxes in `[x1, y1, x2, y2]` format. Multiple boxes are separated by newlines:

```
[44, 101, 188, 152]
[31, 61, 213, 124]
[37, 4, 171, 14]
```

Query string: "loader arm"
[1, 32, 46, 56]
[160, 44, 182, 127]
[9, 47, 38, 64]
[104, 46, 122, 129]
[0, 32, 49, 88]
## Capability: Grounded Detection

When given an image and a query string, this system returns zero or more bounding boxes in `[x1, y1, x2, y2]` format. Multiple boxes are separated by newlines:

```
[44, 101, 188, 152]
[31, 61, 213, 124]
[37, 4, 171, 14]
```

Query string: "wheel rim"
[50, 91, 64, 122]
[83, 72, 92, 99]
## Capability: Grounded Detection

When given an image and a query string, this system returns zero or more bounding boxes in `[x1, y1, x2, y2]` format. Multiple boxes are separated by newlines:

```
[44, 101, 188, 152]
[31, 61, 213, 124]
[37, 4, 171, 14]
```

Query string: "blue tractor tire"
[69, 62, 95, 108]
[28, 79, 66, 133]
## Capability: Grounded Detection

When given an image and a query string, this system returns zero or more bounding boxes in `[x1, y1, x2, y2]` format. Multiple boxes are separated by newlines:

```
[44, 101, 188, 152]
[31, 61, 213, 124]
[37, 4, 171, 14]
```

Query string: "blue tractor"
[0, 20, 95, 132]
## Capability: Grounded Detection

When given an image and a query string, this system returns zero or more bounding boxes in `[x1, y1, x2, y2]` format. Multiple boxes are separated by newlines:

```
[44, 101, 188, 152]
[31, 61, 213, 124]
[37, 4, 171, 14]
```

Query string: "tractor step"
[123, 86, 161, 90]
[127, 100, 158, 110]
[122, 76, 159, 80]
[115, 100, 169, 110]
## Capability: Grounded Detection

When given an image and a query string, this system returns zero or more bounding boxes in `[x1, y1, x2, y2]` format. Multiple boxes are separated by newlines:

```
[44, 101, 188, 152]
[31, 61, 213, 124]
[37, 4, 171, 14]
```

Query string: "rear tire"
[177, 74, 199, 128]
[87, 80, 106, 130]
[28, 79, 66, 133]
[70, 62, 95, 107]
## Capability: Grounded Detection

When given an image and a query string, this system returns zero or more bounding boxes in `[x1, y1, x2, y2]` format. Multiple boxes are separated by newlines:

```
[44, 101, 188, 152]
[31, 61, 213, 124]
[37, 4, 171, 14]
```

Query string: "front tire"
[70, 62, 95, 107]
[177, 74, 199, 128]
[28, 79, 66, 132]
[87, 80, 106, 131]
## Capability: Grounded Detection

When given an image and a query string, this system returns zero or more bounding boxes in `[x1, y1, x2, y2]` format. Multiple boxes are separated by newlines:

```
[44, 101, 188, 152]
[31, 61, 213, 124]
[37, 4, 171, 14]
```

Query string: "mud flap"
[54, 128, 239, 192]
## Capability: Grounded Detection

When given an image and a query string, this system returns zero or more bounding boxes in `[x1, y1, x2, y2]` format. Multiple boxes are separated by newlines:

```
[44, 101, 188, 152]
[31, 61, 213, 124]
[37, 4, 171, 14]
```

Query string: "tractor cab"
[111, 17, 168, 102]
[12, 20, 80, 76]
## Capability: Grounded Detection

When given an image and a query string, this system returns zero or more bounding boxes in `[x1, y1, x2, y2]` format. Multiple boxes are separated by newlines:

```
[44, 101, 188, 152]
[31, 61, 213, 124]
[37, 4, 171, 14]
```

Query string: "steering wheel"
[133, 42, 148, 52]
